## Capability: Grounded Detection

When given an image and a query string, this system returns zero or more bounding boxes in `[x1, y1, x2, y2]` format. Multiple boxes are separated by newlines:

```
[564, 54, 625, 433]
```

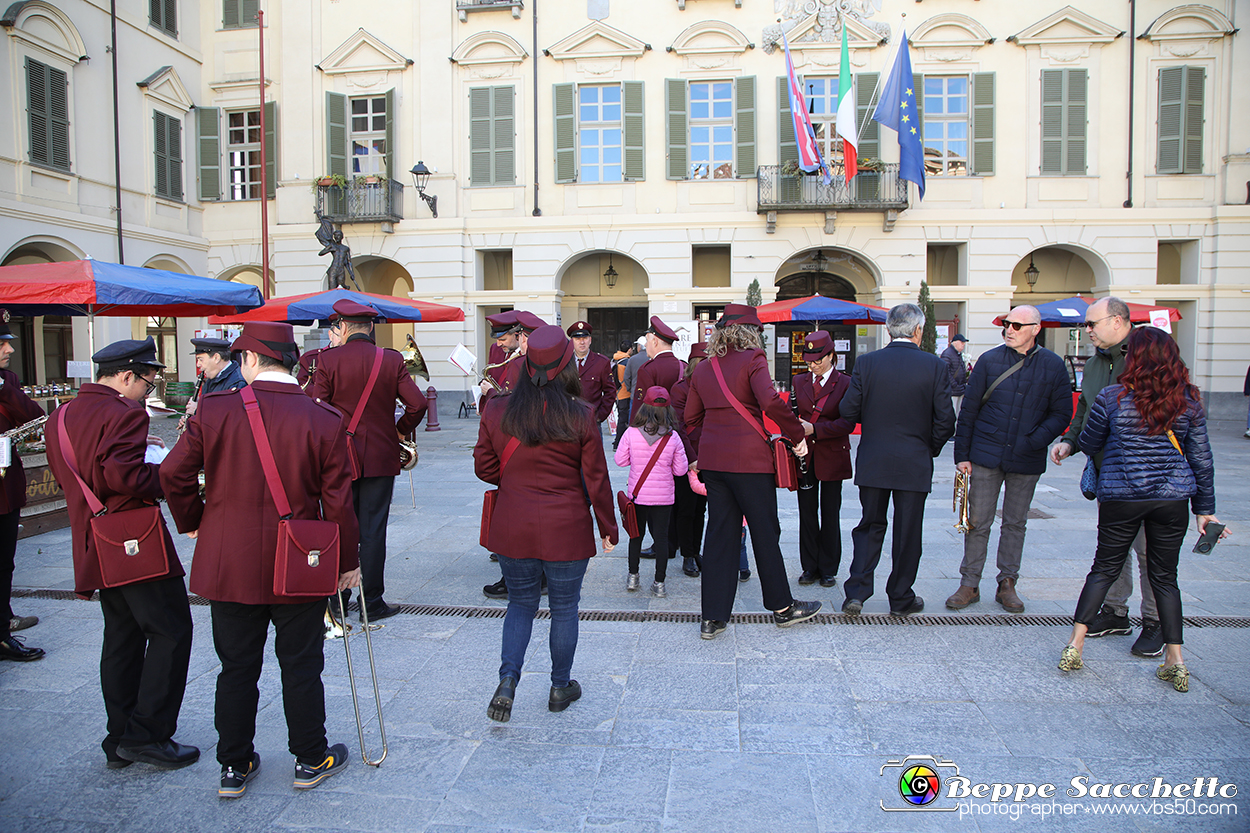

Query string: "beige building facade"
[2, 1, 1248, 415]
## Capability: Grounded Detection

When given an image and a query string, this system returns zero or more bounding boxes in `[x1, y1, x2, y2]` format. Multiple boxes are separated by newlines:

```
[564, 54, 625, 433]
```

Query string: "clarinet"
[177, 372, 206, 434]
[791, 383, 817, 491]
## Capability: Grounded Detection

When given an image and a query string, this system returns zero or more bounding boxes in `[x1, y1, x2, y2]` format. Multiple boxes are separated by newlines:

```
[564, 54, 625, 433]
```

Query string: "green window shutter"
[264, 100, 277, 199]
[1065, 68, 1087, 175]
[47, 64, 70, 171]
[326, 92, 347, 179]
[469, 87, 492, 185]
[154, 111, 169, 198]
[1041, 69, 1064, 174]
[666, 78, 687, 180]
[1183, 66, 1204, 174]
[243, 0, 258, 25]
[222, 0, 238, 28]
[778, 76, 797, 166]
[196, 106, 221, 201]
[735, 75, 756, 179]
[553, 82, 576, 183]
[168, 114, 183, 201]
[912, 72, 925, 134]
[493, 85, 515, 185]
[164, 0, 177, 36]
[855, 72, 880, 199]
[384, 88, 395, 180]
[622, 80, 645, 181]
[26, 57, 49, 167]
[970, 72, 995, 176]
[1157, 67, 1183, 174]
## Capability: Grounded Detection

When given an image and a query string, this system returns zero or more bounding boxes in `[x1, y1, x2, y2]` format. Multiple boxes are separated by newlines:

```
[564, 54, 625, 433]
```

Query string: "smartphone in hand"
[1193, 523, 1226, 554]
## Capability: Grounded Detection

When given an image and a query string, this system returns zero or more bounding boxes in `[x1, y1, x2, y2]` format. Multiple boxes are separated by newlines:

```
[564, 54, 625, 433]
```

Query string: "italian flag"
[834, 25, 859, 182]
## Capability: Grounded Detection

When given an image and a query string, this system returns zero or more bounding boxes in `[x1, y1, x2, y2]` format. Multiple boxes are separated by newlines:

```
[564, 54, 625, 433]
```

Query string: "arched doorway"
[773, 248, 879, 383]
[1, 238, 85, 386]
[353, 256, 413, 352]
[558, 251, 649, 358]
[1010, 246, 1101, 365]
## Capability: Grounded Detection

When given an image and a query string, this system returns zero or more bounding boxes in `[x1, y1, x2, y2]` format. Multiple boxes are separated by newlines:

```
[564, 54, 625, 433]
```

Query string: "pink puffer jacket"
[614, 427, 689, 506]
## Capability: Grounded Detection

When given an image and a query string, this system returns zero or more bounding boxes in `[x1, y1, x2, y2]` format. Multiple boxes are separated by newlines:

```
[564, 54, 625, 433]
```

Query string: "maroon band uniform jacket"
[296, 347, 323, 388]
[632, 351, 683, 415]
[683, 348, 805, 474]
[44, 384, 182, 597]
[575, 351, 616, 423]
[161, 379, 360, 605]
[790, 371, 854, 482]
[308, 335, 428, 478]
[0, 369, 46, 516]
[669, 375, 699, 462]
[473, 396, 618, 559]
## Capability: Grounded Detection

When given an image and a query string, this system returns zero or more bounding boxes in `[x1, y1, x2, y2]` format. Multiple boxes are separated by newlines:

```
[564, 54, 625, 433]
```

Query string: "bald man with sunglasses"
[947, 306, 1071, 614]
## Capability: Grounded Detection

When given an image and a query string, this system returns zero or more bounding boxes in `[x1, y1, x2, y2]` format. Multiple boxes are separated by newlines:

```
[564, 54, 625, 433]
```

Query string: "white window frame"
[923, 75, 970, 176]
[225, 108, 263, 200]
[349, 95, 387, 177]
[577, 84, 623, 184]
[688, 80, 734, 180]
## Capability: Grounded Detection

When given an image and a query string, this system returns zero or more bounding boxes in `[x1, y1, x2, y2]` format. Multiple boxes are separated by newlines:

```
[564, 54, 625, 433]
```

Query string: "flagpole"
[855, 15, 907, 142]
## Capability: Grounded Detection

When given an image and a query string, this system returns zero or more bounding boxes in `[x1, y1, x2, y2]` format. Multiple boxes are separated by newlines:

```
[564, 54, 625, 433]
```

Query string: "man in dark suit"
[567, 321, 616, 424]
[180, 337, 246, 431]
[632, 317, 682, 417]
[44, 337, 197, 770]
[0, 310, 48, 660]
[308, 299, 428, 621]
[163, 321, 360, 797]
[838, 303, 956, 616]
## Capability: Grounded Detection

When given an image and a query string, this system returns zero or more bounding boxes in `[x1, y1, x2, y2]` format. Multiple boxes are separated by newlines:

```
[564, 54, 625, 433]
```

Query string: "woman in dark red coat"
[790, 332, 854, 587]
[474, 326, 618, 722]
[683, 305, 821, 640]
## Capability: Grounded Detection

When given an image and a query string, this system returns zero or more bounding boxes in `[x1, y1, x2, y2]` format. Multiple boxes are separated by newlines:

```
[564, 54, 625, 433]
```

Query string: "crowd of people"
[0, 294, 1231, 796]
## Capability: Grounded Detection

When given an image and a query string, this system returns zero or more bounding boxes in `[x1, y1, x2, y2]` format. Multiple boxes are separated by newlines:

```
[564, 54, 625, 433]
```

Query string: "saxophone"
[0, 415, 50, 478]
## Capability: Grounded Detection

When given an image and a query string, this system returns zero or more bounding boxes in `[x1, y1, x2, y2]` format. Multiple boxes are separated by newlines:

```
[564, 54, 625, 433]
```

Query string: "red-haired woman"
[1059, 327, 1227, 691]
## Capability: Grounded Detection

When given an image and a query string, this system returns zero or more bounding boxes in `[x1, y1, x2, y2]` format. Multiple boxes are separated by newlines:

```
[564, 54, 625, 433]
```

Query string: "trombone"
[334, 594, 388, 766]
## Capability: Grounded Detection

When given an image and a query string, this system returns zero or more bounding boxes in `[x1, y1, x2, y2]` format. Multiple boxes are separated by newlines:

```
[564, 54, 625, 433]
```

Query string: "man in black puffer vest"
[947, 305, 1071, 614]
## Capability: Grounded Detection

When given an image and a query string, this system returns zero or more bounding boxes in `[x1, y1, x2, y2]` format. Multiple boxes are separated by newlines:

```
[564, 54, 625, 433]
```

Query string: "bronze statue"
[316, 217, 360, 290]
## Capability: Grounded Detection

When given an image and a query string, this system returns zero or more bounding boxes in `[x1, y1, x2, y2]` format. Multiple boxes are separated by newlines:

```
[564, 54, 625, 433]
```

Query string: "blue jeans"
[497, 556, 588, 687]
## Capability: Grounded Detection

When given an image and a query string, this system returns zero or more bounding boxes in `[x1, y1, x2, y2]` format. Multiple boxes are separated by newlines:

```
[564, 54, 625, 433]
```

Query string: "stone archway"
[1010, 245, 1104, 360]
[557, 250, 649, 357]
[353, 256, 413, 351]
[1, 237, 86, 384]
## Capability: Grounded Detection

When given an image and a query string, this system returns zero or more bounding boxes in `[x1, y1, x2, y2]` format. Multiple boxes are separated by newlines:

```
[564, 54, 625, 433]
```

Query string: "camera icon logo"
[881, 755, 960, 812]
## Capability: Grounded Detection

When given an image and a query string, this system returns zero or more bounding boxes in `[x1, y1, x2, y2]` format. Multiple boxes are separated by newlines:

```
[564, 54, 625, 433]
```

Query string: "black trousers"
[702, 471, 793, 621]
[0, 509, 19, 640]
[673, 472, 707, 560]
[97, 576, 193, 748]
[628, 504, 672, 581]
[210, 598, 328, 766]
[1074, 499, 1188, 645]
[613, 400, 630, 448]
[797, 479, 843, 579]
[352, 475, 395, 608]
[844, 486, 927, 609]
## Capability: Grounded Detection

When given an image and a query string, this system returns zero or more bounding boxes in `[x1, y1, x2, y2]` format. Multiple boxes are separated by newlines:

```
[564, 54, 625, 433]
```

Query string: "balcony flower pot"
[313, 174, 348, 191]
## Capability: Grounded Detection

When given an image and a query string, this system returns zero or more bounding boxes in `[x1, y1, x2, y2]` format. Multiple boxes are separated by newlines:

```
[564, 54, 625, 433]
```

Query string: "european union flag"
[871, 31, 925, 200]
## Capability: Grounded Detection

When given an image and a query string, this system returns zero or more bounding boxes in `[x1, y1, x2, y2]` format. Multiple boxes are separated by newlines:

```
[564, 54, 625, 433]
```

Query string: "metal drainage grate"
[13, 589, 1250, 628]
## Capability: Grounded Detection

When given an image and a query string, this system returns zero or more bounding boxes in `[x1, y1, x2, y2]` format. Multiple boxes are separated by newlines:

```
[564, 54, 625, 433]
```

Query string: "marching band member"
[180, 337, 245, 431]
[631, 316, 682, 417]
[566, 321, 616, 424]
[669, 342, 708, 578]
[309, 299, 427, 622]
[162, 321, 360, 796]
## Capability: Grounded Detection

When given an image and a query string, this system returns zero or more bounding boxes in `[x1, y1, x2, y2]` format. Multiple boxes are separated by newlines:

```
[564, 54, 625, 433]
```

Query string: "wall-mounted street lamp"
[603, 253, 619, 288]
[409, 161, 438, 218]
[1024, 255, 1040, 292]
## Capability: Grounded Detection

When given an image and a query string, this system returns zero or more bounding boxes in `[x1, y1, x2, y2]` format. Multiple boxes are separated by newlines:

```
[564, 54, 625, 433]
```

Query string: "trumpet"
[334, 594, 388, 767]
[953, 469, 974, 533]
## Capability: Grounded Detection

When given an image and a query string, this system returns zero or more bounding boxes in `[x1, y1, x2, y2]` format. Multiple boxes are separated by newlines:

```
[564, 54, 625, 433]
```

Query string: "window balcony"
[314, 178, 404, 225]
[457, 0, 523, 22]
[756, 164, 909, 232]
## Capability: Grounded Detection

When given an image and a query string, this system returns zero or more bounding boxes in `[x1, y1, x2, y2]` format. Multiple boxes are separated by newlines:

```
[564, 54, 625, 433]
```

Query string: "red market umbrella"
[754, 294, 889, 325]
[208, 288, 464, 325]
[993, 296, 1182, 328]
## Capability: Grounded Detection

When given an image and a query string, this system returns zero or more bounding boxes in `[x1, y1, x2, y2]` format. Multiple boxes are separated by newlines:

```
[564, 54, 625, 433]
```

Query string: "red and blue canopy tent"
[754, 294, 889, 325]
[993, 296, 1182, 328]
[208, 288, 464, 325]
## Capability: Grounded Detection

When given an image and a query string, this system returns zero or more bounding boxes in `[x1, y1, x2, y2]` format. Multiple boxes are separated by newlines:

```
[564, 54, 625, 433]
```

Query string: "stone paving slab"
[1, 418, 1247, 831]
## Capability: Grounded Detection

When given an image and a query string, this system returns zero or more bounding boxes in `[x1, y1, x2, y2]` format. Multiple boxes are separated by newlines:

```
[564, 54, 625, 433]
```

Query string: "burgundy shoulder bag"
[480, 436, 521, 548]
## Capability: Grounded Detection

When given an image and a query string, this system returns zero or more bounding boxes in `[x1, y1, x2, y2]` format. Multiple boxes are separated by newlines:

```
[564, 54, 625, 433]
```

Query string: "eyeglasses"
[1083, 315, 1116, 329]
[141, 375, 160, 397]
[1001, 320, 1037, 332]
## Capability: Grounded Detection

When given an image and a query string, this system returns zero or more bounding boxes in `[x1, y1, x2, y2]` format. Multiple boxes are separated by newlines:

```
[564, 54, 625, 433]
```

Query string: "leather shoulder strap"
[54, 407, 107, 516]
[629, 432, 672, 501]
[980, 351, 1032, 407]
[240, 386, 293, 519]
[710, 357, 770, 443]
[500, 436, 521, 469]
[346, 348, 385, 437]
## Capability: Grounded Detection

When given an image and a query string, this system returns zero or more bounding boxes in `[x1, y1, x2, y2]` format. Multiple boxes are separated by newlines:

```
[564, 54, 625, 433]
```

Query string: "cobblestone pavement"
[1, 411, 1247, 832]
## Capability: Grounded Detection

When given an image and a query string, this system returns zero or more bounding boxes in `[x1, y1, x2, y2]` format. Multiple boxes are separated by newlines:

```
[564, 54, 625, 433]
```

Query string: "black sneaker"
[1085, 605, 1132, 638]
[219, 753, 261, 798]
[482, 579, 508, 600]
[700, 620, 727, 640]
[773, 600, 822, 627]
[293, 743, 349, 790]
[1131, 619, 1165, 657]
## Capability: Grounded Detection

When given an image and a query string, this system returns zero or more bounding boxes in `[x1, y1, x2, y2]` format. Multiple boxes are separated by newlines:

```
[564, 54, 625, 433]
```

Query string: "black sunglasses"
[1001, 320, 1036, 332]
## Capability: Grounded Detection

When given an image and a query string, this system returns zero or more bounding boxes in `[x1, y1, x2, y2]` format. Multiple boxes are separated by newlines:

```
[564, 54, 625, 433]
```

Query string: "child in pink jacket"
[614, 386, 689, 597]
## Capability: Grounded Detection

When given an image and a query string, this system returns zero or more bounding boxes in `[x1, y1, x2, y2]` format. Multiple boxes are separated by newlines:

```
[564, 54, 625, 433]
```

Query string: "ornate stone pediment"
[771, 13, 885, 70]
[137, 66, 194, 112]
[452, 30, 528, 74]
[546, 21, 647, 62]
[1140, 4, 1233, 55]
[763, 1, 890, 54]
[668, 20, 751, 73]
[2, 0, 87, 63]
[1009, 6, 1123, 50]
[319, 29, 411, 75]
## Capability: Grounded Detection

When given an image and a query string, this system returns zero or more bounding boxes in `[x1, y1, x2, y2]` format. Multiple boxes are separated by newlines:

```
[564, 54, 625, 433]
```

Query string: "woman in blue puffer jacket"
[1058, 327, 1227, 692]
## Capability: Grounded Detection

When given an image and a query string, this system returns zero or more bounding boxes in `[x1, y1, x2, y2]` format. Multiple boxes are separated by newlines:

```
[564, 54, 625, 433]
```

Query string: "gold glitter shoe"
[1156, 663, 1189, 693]
[1058, 645, 1083, 672]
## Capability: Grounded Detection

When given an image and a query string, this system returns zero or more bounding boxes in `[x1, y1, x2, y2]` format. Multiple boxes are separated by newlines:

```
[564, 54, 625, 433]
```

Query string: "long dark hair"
[500, 361, 589, 445]
[1117, 326, 1200, 435]
[629, 401, 677, 435]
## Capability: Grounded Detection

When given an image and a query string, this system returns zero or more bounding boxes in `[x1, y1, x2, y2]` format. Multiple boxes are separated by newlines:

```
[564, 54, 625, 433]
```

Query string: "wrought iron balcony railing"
[314, 179, 404, 225]
[756, 164, 909, 212]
